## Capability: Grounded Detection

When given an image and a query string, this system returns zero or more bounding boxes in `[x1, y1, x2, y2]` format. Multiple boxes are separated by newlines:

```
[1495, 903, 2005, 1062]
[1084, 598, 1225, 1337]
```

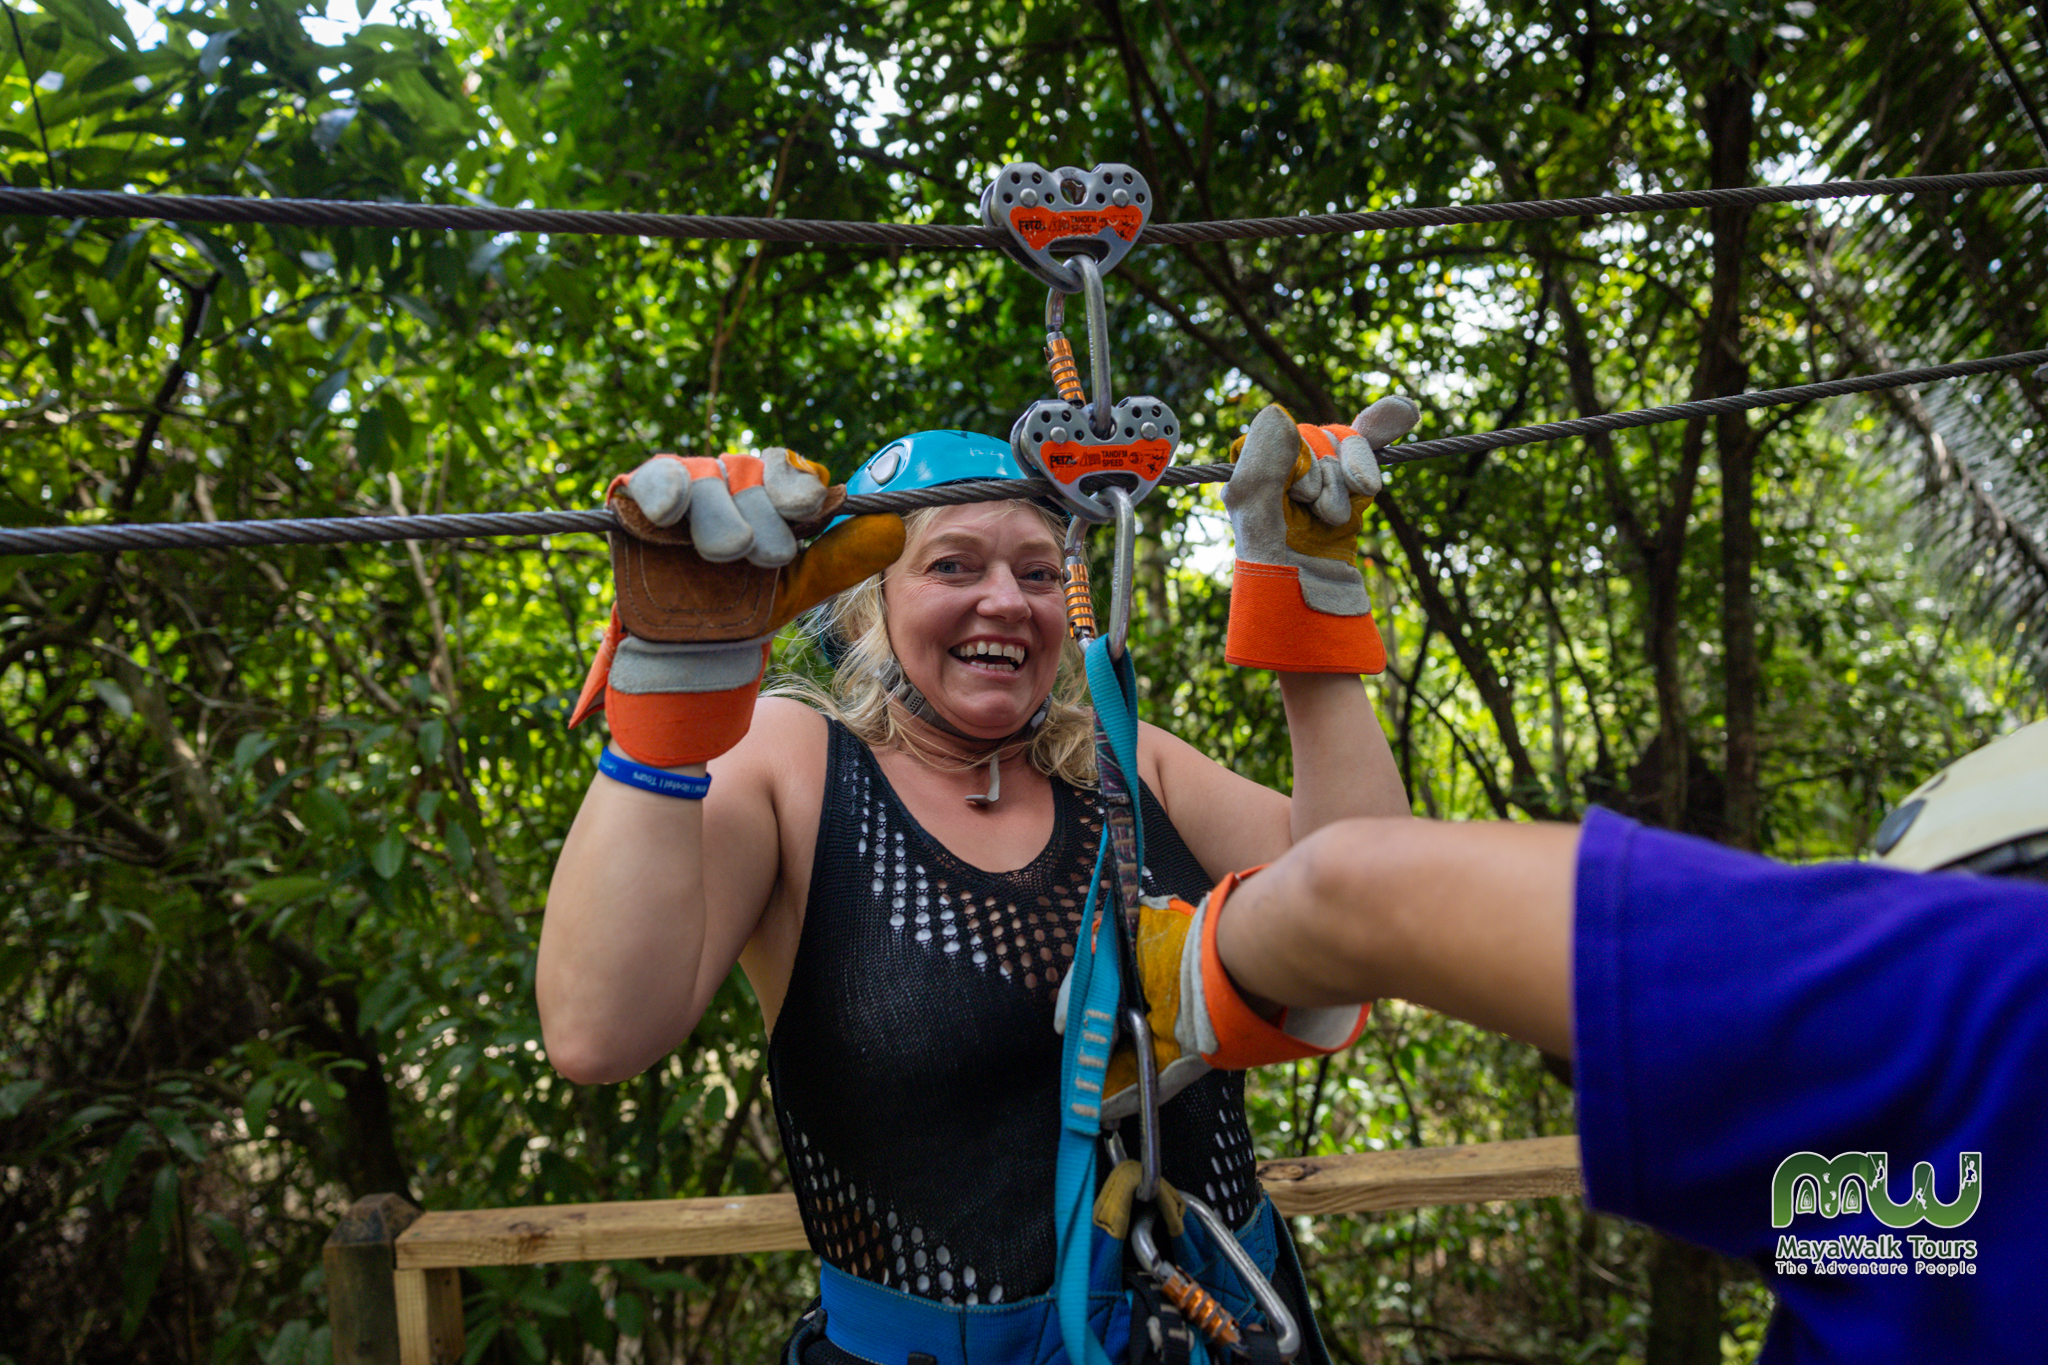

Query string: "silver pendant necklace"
[882, 662, 1048, 807]
[964, 752, 1002, 807]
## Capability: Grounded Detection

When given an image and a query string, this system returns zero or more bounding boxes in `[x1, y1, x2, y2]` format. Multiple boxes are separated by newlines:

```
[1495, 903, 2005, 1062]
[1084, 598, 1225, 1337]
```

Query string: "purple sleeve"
[1572, 807, 2048, 1260]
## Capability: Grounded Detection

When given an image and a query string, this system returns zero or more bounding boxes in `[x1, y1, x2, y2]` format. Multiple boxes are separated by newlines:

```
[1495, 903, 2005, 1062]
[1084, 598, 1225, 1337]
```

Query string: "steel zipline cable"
[1, 166, 2046, 247]
[6, 167, 2045, 555]
[5, 349, 2043, 557]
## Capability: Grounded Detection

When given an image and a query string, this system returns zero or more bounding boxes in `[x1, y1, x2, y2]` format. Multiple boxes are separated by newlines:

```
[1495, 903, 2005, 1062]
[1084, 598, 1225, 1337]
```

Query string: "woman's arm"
[1143, 399, 1413, 871]
[537, 698, 813, 1083]
[1141, 675, 1408, 879]
[1276, 672, 1409, 836]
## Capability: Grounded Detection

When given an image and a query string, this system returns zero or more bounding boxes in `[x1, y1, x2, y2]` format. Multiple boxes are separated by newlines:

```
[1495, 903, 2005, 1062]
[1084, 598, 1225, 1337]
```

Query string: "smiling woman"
[540, 416, 1414, 1365]
[789, 497, 1100, 799]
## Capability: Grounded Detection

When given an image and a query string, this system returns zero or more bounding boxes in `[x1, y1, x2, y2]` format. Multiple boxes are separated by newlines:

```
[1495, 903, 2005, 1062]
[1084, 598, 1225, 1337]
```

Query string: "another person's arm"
[1212, 816, 1579, 1058]
[1212, 805, 2048, 1342]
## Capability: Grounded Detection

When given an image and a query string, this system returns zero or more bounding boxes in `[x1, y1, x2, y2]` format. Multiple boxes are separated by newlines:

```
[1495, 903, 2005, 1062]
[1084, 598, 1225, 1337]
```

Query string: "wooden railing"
[325, 1135, 1582, 1365]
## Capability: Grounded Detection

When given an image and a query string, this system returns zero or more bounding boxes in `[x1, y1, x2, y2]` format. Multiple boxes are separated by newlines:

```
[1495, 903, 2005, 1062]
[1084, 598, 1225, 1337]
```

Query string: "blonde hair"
[770, 503, 1098, 788]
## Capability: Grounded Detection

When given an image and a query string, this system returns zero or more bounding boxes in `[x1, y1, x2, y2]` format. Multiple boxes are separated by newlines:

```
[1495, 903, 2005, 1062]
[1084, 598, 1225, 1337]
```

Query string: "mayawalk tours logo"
[1770, 1151, 1981, 1279]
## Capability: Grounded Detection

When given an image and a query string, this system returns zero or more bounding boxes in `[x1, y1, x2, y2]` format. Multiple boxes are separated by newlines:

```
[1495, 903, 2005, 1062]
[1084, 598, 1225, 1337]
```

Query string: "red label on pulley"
[1007, 204, 1146, 251]
[1038, 439, 1173, 485]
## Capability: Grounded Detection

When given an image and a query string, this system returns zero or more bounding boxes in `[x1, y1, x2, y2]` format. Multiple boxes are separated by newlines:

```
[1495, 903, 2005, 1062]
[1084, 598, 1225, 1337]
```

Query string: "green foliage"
[3, 0, 2044, 1362]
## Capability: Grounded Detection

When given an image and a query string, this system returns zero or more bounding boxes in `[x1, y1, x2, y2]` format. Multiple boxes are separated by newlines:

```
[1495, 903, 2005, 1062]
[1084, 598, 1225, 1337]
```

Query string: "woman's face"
[882, 502, 1067, 739]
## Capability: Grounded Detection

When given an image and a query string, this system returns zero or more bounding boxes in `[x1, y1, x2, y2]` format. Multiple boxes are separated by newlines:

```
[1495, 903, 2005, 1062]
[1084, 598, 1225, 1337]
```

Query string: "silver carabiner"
[1042, 260, 1115, 439]
[1073, 255, 1113, 438]
[1121, 1002, 1163, 1202]
[1177, 1192, 1302, 1361]
[1061, 516, 1096, 645]
[1127, 1203, 1173, 1282]
[1105, 485, 1136, 659]
[1129, 1201, 1301, 1362]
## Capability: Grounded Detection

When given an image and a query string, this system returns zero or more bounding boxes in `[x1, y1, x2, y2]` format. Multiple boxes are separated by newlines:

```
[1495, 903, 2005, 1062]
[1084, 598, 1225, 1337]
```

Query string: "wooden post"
[393, 1266, 465, 1365]
[325, 1193, 422, 1365]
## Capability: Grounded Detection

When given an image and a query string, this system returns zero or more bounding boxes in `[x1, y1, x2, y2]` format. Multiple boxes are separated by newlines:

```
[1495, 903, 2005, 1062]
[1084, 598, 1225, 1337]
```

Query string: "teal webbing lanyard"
[1053, 636, 1146, 1365]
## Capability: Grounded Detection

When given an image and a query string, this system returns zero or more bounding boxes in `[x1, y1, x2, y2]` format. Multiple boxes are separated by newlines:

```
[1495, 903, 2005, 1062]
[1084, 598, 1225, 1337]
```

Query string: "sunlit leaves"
[4, 0, 2044, 1361]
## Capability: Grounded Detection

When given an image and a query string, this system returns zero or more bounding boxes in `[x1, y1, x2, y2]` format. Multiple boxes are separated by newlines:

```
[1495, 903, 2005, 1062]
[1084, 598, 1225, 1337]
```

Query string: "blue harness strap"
[812, 1201, 1285, 1365]
[1051, 637, 1146, 1365]
[818, 1237, 1128, 1365]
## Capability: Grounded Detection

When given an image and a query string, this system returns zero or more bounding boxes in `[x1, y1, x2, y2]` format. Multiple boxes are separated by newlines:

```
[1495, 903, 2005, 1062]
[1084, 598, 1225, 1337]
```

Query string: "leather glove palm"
[1057, 874, 1370, 1123]
[569, 450, 905, 766]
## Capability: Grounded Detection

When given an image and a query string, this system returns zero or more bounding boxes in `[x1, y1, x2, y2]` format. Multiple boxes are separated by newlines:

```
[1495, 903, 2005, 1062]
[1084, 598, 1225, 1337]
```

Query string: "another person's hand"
[1223, 397, 1418, 674]
[568, 450, 905, 766]
[1058, 875, 1370, 1122]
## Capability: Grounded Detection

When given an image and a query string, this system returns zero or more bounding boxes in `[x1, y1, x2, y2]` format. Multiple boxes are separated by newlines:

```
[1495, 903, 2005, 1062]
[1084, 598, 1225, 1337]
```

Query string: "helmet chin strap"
[881, 660, 1053, 806]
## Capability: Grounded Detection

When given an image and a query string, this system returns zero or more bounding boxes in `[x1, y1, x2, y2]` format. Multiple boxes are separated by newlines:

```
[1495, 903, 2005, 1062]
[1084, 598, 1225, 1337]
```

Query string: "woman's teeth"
[951, 642, 1026, 670]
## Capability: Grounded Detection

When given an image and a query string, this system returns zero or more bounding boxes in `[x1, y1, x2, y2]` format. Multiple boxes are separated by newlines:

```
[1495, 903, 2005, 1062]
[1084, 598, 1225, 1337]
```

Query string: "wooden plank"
[393, 1137, 1584, 1269]
[1257, 1136, 1583, 1217]
[396, 1192, 809, 1268]
[393, 1268, 431, 1365]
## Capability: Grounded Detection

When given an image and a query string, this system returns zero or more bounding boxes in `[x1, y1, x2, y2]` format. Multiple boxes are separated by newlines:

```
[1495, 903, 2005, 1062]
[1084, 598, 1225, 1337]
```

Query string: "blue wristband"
[598, 747, 712, 800]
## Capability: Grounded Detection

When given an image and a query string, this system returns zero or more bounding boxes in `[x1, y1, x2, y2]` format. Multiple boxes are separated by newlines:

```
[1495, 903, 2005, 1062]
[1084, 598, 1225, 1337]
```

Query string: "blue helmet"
[846, 428, 1022, 498]
[814, 430, 1049, 665]
[824, 429, 1037, 534]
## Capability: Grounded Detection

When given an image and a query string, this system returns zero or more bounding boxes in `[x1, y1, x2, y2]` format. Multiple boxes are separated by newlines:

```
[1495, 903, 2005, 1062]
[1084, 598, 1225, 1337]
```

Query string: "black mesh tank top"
[766, 720, 1267, 1307]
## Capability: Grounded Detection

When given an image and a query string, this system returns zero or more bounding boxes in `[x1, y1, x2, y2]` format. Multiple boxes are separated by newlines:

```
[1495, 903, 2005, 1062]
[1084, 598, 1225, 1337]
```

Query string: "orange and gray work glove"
[568, 449, 905, 766]
[1055, 872, 1370, 1123]
[1223, 397, 1420, 674]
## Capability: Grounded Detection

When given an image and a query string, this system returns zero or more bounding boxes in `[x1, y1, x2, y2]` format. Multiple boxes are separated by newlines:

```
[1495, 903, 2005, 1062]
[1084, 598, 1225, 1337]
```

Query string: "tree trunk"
[1546, 272, 1698, 830]
[1643, 39, 1768, 1365]
[1646, 1236, 1724, 1365]
[1704, 62, 1762, 852]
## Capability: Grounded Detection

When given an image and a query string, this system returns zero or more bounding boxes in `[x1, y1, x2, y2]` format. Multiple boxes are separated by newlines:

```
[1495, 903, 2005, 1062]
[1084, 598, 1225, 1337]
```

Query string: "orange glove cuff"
[1198, 867, 1371, 1069]
[602, 666, 765, 767]
[1226, 561, 1387, 674]
[568, 624, 769, 767]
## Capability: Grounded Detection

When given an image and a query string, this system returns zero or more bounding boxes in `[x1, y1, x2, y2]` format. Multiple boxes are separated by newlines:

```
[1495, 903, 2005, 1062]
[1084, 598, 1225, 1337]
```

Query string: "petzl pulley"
[984, 162, 1180, 525]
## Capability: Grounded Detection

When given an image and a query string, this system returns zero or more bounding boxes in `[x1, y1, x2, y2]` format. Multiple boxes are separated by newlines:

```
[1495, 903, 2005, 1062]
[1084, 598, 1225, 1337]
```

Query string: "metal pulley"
[983, 161, 1179, 524]
[980, 161, 1151, 292]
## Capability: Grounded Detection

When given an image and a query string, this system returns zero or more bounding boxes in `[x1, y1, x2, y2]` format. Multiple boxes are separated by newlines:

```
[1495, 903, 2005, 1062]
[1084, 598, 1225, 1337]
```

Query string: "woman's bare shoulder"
[1134, 718, 1206, 791]
[708, 696, 828, 798]
[755, 693, 829, 738]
